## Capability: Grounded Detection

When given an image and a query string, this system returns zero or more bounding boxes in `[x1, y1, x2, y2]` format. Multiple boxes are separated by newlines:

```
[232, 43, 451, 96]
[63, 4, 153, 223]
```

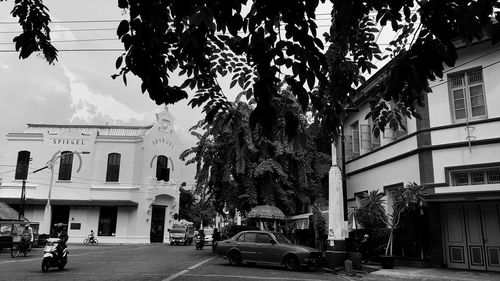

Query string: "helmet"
[24, 223, 30, 228]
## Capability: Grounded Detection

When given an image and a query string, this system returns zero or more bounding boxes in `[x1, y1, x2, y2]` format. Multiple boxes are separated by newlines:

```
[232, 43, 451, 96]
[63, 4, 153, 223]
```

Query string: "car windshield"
[203, 229, 213, 235]
[271, 232, 291, 244]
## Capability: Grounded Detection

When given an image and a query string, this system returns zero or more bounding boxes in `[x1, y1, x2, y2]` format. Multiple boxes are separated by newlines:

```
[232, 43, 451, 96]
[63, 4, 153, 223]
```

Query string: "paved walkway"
[370, 267, 500, 281]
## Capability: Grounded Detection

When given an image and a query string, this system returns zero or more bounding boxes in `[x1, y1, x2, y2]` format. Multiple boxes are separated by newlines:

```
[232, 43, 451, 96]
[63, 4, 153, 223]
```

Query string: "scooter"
[194, 235, 205, 250]
[41, 238, 68, 272]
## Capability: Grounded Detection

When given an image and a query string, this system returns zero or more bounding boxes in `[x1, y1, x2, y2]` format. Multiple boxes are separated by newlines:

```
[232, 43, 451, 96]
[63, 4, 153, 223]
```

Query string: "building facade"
[340, 41, 500, 271]
[0, 108, 192, 244]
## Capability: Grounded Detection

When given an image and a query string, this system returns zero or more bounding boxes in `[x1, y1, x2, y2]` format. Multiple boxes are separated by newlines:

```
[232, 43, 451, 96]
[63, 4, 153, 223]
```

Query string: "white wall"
[428, 42, 500, 127]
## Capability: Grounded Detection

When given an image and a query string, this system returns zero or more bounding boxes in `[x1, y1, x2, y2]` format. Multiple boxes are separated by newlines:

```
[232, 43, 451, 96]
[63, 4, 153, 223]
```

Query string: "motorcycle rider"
[196, 229, 205, 250]
[50, 223, 68, 258]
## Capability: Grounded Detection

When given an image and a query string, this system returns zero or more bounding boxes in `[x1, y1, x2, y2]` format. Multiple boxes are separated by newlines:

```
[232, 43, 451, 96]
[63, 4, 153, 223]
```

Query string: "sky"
[0, 1, 397, 169]
[0, 0, 206, 157]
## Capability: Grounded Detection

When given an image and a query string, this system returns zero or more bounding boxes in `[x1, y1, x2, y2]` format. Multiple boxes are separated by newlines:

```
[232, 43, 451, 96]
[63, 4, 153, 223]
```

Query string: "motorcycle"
[41, 238, 68, 272]
[194, 234, 205, 250]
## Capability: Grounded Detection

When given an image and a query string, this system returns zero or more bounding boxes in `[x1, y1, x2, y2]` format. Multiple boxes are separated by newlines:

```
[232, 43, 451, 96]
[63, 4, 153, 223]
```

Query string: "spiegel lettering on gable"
[152, 138, 174, 149]
[50, 138, 86, 145]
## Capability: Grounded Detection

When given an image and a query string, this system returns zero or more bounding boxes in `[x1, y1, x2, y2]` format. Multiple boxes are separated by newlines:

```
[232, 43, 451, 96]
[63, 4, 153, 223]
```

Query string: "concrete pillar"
[328, 142, 347, 244]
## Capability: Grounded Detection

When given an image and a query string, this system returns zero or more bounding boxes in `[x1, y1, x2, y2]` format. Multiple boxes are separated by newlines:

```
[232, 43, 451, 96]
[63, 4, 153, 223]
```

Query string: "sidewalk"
[369, 266, 500, 281]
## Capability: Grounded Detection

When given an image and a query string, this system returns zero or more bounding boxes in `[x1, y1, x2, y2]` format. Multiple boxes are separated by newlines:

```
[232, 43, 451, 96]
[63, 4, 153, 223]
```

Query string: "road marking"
[183, 274, 332, 281]
[0, 245, 154, 265]
[162, 257, 214, 281]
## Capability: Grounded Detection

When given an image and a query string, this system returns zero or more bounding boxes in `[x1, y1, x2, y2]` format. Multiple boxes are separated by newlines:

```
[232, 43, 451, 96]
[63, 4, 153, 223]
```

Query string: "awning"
[1, 198, 138, 207]
[0, 202, 24, 221]
[286, 213, 311, 230]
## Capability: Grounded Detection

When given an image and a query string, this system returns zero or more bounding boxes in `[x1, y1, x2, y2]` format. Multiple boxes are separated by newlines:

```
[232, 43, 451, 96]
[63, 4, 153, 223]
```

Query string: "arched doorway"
[150, 194, 175, 243]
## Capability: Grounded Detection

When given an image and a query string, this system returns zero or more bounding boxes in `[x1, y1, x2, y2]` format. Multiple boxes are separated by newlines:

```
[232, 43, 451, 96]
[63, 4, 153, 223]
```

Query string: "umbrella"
[247, 205, 285, 220]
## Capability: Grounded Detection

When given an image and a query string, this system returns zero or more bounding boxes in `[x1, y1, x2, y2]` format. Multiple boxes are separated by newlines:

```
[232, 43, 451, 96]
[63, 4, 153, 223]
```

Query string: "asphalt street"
[0, 243, 445, 281]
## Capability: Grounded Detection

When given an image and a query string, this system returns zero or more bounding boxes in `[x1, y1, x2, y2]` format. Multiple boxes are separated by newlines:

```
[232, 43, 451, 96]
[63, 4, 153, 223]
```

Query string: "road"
[0, 243, 432, 281]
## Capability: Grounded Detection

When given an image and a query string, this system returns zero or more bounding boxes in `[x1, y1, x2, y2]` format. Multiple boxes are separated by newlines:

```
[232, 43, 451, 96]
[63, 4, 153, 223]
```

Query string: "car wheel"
[228, 251, 242, 266]
[284, 255, 300, 271]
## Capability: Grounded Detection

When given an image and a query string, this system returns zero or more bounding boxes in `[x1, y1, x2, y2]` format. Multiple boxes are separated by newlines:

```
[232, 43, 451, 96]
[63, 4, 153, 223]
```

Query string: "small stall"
[0, 202, 39, 250]
[247, 205, 285, 232]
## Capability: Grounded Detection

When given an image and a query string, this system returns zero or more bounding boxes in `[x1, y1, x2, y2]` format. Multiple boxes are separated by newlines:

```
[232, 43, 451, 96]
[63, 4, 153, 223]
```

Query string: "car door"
[235, 232, 257, 261]
[254, 233, 277, 263]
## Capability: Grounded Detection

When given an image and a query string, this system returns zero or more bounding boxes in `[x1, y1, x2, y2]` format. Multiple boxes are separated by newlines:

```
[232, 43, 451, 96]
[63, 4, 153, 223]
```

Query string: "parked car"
[215, 230, 322, 271]
[220, 224, 259, 240]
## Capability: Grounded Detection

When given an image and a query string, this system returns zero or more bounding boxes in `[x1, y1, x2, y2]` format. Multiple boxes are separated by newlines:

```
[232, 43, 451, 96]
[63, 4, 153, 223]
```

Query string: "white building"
[0, 107, 193, 244]
[340, 40, 500, 271]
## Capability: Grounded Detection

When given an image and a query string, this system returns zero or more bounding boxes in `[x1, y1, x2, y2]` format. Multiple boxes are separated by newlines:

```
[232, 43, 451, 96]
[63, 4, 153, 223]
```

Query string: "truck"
[168, 221, 194, 245]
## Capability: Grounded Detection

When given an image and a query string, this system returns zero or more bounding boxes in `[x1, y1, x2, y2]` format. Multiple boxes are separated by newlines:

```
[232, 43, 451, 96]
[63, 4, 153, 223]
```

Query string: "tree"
[178, 183, 216, 228]
[6, 0, 500, 139]
[180, 86, 331, 216]
[178, 183, 196, 221]
[357, 183, 426, 257]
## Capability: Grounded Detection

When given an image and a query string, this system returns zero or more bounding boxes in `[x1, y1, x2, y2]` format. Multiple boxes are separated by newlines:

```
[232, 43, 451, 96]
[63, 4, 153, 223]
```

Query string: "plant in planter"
[357, 183, 425, 269]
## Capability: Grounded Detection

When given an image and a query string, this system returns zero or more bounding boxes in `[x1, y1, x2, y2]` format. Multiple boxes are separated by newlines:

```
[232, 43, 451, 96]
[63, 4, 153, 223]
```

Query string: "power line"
[431, 58, 500, 89]
[0, 28, 116, 34]
[0, 38, 118, 45]
[0, 19, 122, 24]
[0, 48, 123, 52]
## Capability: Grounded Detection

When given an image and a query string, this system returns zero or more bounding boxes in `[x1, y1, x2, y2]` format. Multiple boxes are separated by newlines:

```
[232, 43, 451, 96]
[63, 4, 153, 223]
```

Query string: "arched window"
[106, 153, 121, 182]
[156, 155, 170, 182]
[58, 151, 74, 180]
[15, 151, 30, 180]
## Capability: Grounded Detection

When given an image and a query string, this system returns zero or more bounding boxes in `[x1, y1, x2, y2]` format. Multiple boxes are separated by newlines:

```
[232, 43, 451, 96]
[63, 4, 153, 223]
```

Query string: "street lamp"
[33, 150, 90, 235]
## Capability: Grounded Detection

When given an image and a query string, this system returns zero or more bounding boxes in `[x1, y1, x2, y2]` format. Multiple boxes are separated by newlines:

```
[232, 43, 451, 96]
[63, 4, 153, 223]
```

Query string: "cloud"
[62, 66, 154, 124]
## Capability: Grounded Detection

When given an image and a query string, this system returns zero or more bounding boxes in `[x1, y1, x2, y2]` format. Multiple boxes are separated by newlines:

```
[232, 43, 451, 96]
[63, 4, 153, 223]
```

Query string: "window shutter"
[345, 135, 353, 160]
[15, 151, 30, 180]
[360, 124, 371, 149]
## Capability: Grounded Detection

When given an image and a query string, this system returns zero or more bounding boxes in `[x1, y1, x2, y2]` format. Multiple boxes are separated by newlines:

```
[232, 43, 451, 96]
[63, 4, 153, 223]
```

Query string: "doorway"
[150, 205, 166, 243]
[51, 206, 70, 233]
[442, 203, 500, 272]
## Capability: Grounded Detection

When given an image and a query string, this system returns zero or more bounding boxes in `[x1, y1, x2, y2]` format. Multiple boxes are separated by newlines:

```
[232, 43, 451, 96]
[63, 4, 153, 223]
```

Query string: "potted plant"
[358, 183, 425, 269]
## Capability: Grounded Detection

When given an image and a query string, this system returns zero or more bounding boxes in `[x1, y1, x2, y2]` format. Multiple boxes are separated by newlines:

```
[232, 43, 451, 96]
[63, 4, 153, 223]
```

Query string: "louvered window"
[351, 122, 360, 158]
[15, 151, 30, 180]
[58, 151, 73, 180]
[156, 155, 170, 182]
[106, 153, 121, 182]
[451, 167, 500, 186]
[449, 68, 487, 121]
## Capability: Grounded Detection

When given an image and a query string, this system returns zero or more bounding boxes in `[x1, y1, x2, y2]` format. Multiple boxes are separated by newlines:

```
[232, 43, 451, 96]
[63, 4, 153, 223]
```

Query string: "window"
[98, 207, 117, 236]
[15, 151, 30, 180]
[451, 168, 500, 186]
[58, 151, 73, 180]
[449, 68, 487, 121]
[156, 155, 170, 181]
[106, 153, 121, 182]
[351, 122, 360, 158]
[243, 232, 257, 242]
[255, 233, 271, 244]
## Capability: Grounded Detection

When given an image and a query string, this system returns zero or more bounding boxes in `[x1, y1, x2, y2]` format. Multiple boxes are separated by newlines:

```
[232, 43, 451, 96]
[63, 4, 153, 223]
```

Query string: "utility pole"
[33, 150, 90, 234]
[19, 179, 26, 220]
